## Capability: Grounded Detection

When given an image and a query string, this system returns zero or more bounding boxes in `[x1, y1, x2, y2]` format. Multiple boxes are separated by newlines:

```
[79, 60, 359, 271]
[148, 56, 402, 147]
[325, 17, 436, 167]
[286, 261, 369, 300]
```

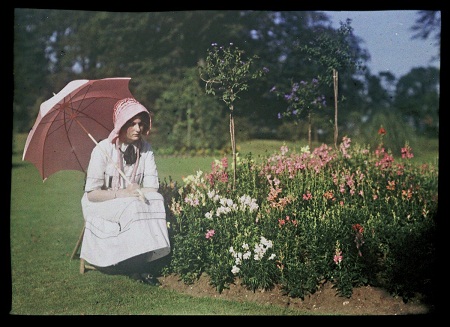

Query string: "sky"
[321, 10, 441, 78]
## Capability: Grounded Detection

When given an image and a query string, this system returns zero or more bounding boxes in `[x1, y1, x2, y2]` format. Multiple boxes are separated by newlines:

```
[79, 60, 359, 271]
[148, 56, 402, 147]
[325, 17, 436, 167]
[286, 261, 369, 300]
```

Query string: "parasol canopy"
[22, 77, 134, 181]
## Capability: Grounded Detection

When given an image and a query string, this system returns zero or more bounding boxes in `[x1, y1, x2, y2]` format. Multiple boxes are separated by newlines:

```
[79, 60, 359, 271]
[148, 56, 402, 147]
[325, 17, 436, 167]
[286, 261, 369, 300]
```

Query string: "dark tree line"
[13, 9, 439, 153]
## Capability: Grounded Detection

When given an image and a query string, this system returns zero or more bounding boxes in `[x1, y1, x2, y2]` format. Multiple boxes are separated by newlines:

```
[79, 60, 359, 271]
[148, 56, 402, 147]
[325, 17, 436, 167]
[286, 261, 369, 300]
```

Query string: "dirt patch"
[158, 274, 434, 315]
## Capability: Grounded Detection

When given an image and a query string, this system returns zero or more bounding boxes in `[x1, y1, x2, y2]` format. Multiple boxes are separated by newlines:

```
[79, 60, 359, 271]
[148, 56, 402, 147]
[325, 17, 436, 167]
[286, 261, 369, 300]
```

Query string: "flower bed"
[159, 136, 438, 302]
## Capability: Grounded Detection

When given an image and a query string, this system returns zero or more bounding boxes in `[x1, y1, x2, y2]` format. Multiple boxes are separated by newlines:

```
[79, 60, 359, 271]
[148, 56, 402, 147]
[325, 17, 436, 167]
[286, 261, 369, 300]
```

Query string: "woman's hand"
[116, 183, 140, 198]
[86, 183, 145, 202]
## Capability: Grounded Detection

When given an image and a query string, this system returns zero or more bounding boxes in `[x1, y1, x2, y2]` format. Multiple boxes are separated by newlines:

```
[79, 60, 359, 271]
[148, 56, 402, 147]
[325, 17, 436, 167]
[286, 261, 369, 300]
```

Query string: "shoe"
[140, 273, 160, 286]
[130, 273, 160, 286]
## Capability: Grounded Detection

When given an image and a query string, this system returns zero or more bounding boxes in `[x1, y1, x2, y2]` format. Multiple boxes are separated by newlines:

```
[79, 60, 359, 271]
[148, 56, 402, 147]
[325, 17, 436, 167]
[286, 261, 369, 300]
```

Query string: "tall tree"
[410, 10, 441, 63]
[394, 67, 439, 137]
[154, 67, 228, 151]
[13, 9, 68, 132]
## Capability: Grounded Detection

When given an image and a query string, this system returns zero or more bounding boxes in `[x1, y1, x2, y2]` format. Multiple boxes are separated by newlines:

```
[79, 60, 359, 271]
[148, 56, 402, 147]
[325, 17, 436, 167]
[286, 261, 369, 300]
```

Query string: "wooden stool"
[71, 223, 96, 274]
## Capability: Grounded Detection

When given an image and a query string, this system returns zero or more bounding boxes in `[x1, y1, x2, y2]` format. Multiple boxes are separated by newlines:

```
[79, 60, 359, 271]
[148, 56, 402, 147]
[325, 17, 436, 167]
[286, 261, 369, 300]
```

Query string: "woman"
[80, 97, 170, 285]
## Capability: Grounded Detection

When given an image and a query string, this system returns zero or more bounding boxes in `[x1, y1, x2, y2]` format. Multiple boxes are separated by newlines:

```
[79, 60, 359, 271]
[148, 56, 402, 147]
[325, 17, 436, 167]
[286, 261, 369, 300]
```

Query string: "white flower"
[301, 145, 310, 154]
[207, 190, 216, 199]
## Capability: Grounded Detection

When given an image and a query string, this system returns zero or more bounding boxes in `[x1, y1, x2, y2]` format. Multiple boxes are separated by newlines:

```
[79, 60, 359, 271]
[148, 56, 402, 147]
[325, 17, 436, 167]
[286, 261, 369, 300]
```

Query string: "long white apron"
[80, 191, 170, 267]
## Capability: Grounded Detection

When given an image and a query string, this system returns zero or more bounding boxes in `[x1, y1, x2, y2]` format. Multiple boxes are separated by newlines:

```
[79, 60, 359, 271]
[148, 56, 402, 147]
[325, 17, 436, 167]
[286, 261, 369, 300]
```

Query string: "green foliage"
[273, 78, 326, 122]
[154, 67, 229, 151]
[14, 10, 439, 153]
[272, 78, 327, 147]
[359, 111, 417, 154]
[199, 43, 267, 108]
[163, 136, 438, 301]
[394, 67, 440, 137]
[297, 21, 362, 86]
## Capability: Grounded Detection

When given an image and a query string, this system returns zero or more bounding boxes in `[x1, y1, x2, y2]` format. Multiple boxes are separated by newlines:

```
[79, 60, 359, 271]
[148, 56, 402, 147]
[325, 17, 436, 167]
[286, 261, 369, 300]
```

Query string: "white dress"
[80, 139, 170, 267]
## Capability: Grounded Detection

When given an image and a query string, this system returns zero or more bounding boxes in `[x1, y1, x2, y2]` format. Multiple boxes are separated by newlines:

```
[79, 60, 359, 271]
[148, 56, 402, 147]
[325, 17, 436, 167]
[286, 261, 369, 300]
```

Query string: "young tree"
[272, 78, 326, 149]
[297, 21, 362, 148]
[199, 43, 268, 189]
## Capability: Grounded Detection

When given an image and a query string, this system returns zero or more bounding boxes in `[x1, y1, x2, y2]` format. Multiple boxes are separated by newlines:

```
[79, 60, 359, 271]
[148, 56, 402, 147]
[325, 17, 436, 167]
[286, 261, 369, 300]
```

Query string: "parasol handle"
[74, 119, 148, 203]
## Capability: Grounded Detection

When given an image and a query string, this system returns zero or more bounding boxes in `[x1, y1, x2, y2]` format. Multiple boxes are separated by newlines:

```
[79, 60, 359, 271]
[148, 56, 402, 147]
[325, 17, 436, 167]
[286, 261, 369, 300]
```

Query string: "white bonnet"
[107, 98, 150, 143]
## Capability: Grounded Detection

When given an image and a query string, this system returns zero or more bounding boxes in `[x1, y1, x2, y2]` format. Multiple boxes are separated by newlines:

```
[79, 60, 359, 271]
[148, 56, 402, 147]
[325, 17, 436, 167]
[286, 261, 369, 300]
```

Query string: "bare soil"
[158, 274, 436, 316]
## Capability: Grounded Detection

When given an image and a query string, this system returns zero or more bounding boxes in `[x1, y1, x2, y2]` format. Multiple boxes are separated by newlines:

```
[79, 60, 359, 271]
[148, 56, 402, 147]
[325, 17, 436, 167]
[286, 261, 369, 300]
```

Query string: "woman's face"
[119, 114, 149, 144]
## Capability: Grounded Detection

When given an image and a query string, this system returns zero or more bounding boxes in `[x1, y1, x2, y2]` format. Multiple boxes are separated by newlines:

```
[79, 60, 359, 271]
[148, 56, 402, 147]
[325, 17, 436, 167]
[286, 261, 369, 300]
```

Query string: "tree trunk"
[333, 69, 339, 149]
[229, 105, 236, 190]
[186, 106, 192, 148]
[308, 112, 312, 149]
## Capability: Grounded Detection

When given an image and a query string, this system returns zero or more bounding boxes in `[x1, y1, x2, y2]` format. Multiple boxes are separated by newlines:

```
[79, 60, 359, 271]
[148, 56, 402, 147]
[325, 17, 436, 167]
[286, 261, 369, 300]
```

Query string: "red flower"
[352, 223, 364, 234]
[378, 127, 386, 136]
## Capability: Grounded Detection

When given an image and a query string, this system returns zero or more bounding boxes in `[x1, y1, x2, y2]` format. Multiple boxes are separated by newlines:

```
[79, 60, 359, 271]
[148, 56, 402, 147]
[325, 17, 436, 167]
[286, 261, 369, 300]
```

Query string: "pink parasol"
[22, 77, 135, 181]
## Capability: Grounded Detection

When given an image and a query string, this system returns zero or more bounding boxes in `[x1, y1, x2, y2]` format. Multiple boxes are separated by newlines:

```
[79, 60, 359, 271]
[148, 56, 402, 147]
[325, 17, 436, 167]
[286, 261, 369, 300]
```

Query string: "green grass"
[9, 133, 438, 315]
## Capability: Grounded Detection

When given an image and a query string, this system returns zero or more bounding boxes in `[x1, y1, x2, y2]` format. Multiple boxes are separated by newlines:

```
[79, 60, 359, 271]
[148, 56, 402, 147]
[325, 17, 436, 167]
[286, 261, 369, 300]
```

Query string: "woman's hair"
[136, 112, 151, 133]
[121, 112, 151, 134]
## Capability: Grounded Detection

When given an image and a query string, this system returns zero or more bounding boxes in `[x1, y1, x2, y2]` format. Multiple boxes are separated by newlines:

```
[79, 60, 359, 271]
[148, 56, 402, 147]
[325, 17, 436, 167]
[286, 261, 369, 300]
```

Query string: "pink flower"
[334, 251, 343, 264]
[205, 229, 215, 239]
[401, 145, 414, 159]
[302, 192, 312, 200]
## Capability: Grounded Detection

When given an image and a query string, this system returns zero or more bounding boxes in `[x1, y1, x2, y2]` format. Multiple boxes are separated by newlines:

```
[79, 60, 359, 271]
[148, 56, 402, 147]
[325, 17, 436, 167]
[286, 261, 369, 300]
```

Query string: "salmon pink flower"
[205, 229, 215, 239]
